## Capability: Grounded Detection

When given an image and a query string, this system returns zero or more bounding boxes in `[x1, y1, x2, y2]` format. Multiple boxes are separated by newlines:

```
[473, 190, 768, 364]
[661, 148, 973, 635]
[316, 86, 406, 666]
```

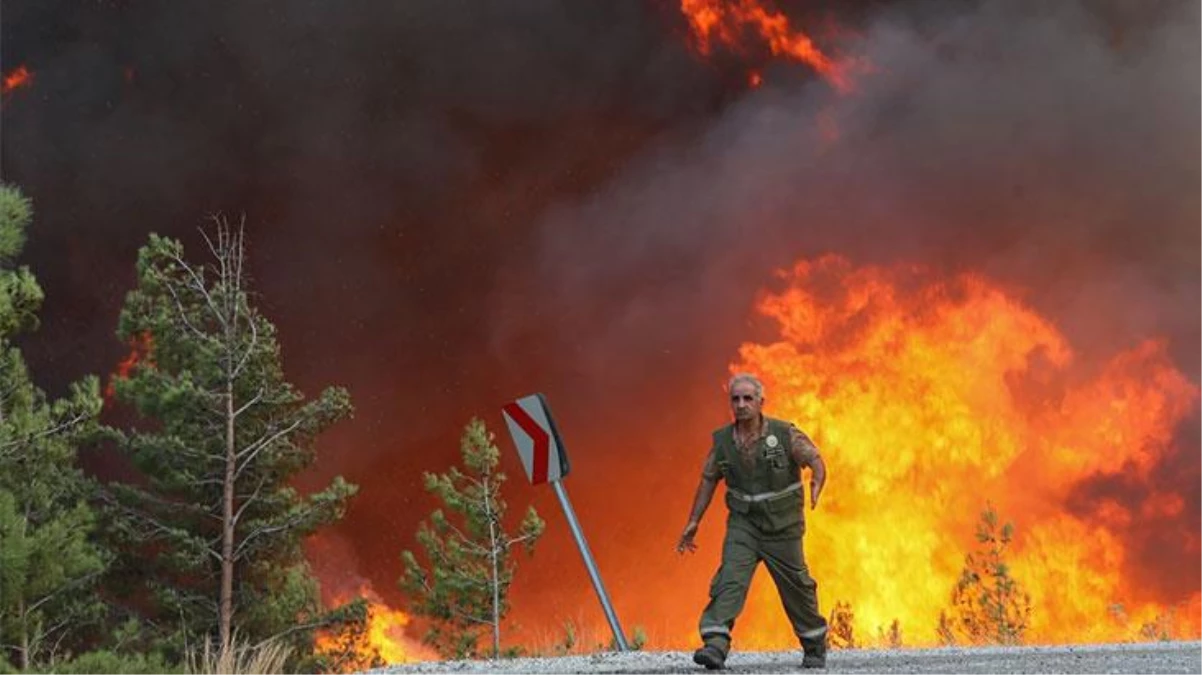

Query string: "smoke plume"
[2, 0, 1197, 650]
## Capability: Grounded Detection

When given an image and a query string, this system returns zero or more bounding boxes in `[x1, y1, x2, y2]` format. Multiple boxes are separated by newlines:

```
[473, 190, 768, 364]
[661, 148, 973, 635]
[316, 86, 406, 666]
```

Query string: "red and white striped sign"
[501, 393, 569, 485]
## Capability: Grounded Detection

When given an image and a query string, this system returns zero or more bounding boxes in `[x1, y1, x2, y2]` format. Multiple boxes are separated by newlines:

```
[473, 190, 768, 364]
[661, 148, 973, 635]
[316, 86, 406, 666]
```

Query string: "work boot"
[801, 636, 827, 669]
[692, 644, 726, 670]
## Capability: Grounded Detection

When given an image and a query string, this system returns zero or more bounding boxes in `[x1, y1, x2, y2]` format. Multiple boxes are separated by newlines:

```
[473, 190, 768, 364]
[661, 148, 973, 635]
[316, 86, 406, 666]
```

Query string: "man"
[677, 373, 829, 670]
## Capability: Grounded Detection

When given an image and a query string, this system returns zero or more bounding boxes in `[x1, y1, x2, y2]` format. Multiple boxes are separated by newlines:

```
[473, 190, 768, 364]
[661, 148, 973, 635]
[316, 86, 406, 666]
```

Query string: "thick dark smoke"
[1, 0, 730, 391]
[490, 0, 1200, 631]
[1, 0, 744, 624]
[3, 0, 1198, 647]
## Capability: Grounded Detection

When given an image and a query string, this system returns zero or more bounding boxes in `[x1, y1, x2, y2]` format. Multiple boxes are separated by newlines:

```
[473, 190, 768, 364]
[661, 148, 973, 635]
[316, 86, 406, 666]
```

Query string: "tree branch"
[439, 520, 492, 557]
[102, 492, 222, 561]
[505, 533, 536, 548]
[263, 616, 338, 644]
[0, 410, 90, 454]
[232, 510, 310, 560]
[232, 475, 268, 527]
[231, 313, 258, 380]
[231, 387, 264, 419]
[234, 417, 305, 478]
[158, 271, 221, 347]
[25, 569, 105, 615]
[166, 248, 227, 333]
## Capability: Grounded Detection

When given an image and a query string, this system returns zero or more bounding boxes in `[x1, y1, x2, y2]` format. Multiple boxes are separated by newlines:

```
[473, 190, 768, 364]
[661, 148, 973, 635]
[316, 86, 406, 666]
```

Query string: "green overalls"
[698, 417, 828, 655]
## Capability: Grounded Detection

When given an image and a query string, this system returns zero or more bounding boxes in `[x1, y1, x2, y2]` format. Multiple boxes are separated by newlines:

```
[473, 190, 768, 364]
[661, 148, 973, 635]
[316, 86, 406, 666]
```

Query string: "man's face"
[729, 381, 762, 422]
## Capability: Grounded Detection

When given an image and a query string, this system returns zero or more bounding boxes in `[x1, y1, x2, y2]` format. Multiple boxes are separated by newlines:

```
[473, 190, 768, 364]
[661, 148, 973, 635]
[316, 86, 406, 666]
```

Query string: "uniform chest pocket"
[762, 446, 788, 472]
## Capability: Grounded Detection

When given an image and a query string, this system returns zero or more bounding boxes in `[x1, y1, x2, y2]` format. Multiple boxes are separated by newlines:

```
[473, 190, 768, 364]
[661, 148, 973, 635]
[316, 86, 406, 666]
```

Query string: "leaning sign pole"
[501, 393, 630, 652]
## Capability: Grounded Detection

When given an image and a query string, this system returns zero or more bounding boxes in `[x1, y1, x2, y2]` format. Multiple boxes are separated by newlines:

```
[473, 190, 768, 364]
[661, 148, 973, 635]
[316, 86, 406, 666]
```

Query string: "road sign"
[501, 393, 570, 485]
[500, 393, 628, 651]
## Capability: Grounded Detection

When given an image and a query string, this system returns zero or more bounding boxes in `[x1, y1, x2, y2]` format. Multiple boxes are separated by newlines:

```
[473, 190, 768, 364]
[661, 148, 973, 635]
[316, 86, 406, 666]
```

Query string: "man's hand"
[808, 455, 826, 510]
[677, 520, 700, 554]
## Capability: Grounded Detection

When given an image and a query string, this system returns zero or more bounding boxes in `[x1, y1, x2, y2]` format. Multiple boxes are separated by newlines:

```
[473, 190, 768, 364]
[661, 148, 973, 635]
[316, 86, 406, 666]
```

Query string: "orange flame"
[315, 584, 435, 669]
[104, 332, 155, 403]
[722, 255, 1199, 647]
[2, 65, 33, 96]
[679, 0, 860, 92]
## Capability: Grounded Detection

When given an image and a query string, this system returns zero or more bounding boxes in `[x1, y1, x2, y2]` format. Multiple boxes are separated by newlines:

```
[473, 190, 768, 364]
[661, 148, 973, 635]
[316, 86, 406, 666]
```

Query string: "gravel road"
[377, 641, 1201, 674]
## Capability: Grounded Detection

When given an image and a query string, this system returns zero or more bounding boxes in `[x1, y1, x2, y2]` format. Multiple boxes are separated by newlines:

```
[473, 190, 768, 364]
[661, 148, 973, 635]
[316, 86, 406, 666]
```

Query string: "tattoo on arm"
[790, 426, 822, 468]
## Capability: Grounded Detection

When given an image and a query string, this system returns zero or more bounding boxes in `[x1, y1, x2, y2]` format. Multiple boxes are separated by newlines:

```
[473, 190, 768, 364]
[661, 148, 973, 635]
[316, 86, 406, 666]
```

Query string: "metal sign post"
[550, 478, 629, 651]
[501, 393, 630, 651]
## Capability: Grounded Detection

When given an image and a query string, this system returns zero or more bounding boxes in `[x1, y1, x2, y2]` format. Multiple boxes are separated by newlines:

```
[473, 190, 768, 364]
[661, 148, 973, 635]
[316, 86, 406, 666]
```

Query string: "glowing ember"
[723, 255, 1199, 646]
[2, 65, 33, 97]
[679, 0, 859, 92]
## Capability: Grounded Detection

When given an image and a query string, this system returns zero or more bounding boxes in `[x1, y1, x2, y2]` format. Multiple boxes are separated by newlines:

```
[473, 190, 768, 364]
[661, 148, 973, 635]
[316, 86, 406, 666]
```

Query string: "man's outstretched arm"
[677, 475, 719, 553]
[677, 446, 721, 554]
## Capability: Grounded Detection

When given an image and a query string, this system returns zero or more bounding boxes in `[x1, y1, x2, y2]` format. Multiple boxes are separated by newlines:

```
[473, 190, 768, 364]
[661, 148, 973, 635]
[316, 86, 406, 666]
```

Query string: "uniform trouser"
[698, 517, 827, 655]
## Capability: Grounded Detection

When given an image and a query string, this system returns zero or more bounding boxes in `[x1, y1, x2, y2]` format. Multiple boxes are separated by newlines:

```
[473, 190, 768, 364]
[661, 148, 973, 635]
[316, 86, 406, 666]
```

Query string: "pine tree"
[105, 216, 359, 664]
[0, 184, 105, 670]
[944, 502, 1032, 645]
[400, 418, 545, 659]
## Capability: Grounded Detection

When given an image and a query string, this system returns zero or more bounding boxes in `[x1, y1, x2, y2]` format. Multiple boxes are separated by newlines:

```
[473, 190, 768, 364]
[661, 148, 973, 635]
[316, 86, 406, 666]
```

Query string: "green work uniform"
[698, 417, 828, 655]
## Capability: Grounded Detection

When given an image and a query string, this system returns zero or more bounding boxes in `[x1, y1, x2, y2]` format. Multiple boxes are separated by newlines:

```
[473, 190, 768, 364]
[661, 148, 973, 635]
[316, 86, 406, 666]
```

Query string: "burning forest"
[1, 0, 1198, 670]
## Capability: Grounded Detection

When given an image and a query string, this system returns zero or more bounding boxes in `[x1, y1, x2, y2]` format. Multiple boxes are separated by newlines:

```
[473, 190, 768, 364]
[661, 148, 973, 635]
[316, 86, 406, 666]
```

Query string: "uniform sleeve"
[701, 441, 722, 481]
[788, 424, 822, 468]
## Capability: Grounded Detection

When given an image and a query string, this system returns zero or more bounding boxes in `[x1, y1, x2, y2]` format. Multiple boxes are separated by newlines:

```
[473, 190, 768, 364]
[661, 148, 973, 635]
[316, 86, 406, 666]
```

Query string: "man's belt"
[728, 482, 802, 503]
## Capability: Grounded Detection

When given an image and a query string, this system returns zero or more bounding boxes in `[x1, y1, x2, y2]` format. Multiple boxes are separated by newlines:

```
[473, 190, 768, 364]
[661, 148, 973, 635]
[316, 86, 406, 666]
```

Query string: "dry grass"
[525, 615, 652, 656]
[186, 635, 293, 675]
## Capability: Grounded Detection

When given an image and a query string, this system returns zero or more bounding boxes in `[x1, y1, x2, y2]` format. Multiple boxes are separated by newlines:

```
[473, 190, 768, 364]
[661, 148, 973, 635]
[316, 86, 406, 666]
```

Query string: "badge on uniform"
[763, 433, 785, 468]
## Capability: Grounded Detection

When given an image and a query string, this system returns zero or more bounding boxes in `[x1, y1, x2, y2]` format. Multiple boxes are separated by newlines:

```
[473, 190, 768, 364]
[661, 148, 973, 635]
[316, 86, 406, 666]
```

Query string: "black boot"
[801, 636, 827, 669]
[693, 644, 727, 670]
